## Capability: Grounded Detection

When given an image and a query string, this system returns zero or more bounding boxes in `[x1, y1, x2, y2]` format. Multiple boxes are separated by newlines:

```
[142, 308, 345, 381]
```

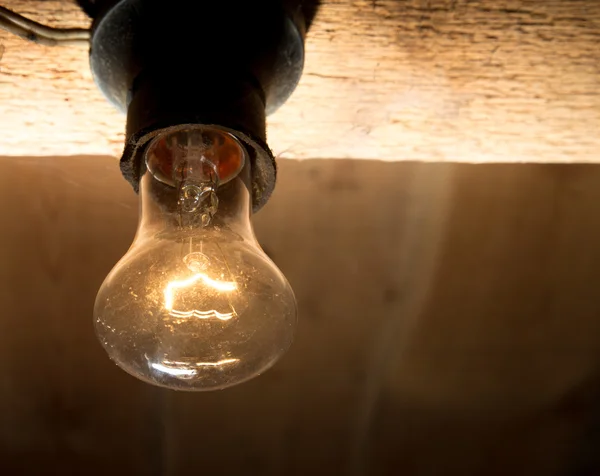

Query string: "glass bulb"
[94, 126, 297, 391]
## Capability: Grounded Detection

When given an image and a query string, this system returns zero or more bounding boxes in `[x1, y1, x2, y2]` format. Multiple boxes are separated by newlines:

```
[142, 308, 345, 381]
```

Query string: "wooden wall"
[0, 156, 600, 475]
[0, 0, 599, 161]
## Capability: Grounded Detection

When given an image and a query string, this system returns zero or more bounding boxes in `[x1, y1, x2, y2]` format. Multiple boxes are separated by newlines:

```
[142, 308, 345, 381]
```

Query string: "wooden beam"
[0, 0, 599, 161]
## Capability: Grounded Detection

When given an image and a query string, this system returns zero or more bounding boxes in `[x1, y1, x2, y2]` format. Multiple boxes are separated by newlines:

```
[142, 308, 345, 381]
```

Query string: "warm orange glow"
[164, 272, 237, 320]
[146, 128, 245, 187]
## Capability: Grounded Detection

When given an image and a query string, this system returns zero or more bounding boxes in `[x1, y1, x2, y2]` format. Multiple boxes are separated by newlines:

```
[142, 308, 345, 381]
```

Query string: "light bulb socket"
[88, 0, 307, 211]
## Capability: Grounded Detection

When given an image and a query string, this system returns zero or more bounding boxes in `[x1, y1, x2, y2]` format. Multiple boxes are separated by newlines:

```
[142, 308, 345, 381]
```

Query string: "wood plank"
[0, 0, 599, 161]
[0, 155, 163, 475]
[169, 160, 600, 475]
[2, 156, 600, 473]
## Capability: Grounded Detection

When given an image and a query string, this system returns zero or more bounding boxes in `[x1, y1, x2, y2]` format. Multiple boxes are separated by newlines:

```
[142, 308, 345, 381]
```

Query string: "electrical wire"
[0, 5, 89, 46]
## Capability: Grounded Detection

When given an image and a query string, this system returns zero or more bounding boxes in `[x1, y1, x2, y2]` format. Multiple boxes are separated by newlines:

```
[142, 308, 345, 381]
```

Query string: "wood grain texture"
[2, 157, 600, 474]
[0, 156, 161, 475]
[0, 0, 599, 161]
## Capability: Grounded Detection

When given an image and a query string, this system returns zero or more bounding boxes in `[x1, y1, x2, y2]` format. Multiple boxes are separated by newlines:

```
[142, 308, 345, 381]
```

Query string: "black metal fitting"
[88, 0, 308, 211]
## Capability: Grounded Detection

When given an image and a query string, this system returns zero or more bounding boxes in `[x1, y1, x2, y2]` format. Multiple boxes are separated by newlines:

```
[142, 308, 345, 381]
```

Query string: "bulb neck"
[137, 168, 254, 245]
[137, 176, 253, 243]
[135, 126, 255, 244]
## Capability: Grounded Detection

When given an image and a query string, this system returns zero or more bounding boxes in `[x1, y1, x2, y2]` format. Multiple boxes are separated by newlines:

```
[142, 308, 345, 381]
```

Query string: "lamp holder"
[89, 0, 306, 211]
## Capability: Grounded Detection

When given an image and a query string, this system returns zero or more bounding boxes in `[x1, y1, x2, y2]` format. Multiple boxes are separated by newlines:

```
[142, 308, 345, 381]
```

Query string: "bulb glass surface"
[94, 126, 296, 391]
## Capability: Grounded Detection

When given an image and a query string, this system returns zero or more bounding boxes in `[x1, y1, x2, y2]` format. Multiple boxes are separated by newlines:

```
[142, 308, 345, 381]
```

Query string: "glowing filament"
[169, 309, 235, 320]
[164, 272, 237, 320]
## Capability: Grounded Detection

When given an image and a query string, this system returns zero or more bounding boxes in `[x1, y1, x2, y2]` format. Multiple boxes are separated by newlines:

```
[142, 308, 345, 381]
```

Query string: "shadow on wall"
[0, 156, 599, 475]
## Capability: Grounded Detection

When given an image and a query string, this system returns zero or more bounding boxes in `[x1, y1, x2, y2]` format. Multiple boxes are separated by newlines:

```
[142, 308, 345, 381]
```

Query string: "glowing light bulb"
[94, 126, 297, 391]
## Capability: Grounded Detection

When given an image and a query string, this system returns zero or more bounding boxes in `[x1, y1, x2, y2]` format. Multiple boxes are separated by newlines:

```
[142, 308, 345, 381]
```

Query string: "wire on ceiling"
[0, 5, 89, 46]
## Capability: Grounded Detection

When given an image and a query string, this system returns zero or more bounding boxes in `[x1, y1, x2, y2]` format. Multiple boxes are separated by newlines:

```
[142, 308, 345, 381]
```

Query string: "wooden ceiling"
[0, 0, 598, 161]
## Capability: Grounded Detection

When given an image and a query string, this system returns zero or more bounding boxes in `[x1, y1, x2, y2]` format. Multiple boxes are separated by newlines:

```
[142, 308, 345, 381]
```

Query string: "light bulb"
[94, 125, 297, 391]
